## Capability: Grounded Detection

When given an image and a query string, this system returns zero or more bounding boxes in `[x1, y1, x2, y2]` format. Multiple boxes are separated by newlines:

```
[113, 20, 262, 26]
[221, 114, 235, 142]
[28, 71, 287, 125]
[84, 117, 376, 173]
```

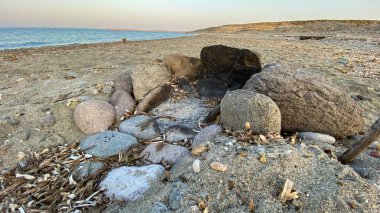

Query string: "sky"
[0, 0, 379, 31]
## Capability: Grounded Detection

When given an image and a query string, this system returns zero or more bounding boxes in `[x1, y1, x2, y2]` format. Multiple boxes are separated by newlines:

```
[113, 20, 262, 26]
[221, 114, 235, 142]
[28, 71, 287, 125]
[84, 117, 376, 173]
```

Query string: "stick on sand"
[339, 116, 380, 164]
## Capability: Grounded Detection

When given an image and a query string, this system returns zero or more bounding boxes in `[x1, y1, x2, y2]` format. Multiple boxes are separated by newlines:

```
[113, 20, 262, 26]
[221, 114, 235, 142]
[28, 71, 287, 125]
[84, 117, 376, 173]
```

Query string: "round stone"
[110, 90, 136, 120]
[74, 100, 116, 135]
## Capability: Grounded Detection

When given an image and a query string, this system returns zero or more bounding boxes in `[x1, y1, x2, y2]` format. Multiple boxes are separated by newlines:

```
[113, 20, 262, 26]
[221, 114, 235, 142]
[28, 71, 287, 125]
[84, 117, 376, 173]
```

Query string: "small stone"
[352, 167, 370, 178]
[110, 90, 136, 120]
[71, 161, 105, 181]
[192, 125, 223, 148]
[80, 131, 138, 158]
[209, 162, 227, 172]
[141, 143, 190, 166]
[102, 85, 113, 95]
[191, 144, 208, 156]
[64, 70, 79, 79]
[297, 132, 336, 144]
[40, 112, 56, 128]
[169, 183, 188, 210]
[99, 165, 165, 201]
[151, 202, 169, 213]
[74, 100, 116, 135]
[119, 115, 160, 140]
[192, 159, 201, 173]
[165, 125, 197, 143]
[3, 115, 20, 125]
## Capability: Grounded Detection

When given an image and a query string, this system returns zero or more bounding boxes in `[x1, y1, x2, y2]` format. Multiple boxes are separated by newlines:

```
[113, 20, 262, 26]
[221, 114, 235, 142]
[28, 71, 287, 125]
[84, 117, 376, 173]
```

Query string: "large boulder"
[136, 84, 173, 113]
[131, 64, 172, 101]
[243, 63, 364, 138]
[200, 45, 261, 89]
[74, 100, 116, 135]
[221, 90, 281, 134]
[164, 54, 205, 81]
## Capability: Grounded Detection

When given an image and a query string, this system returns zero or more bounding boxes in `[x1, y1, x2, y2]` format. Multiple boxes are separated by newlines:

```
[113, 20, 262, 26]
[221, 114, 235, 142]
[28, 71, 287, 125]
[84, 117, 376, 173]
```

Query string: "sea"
[0, 28, 192, 50]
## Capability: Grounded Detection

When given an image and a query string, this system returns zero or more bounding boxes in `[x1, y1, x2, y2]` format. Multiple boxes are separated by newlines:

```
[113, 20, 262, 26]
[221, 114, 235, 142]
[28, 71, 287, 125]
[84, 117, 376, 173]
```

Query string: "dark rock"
[201, 105, 221, 124]
[71, 161, 105, 181]
[221, 90, 281, 134]
[80, 131, 138, 158]
[200, 45, 261, 88]
[165, 125, 197, 142]
[119, 115, 160, 140]
[141, 143, 190, 166]
[74, 100, 116, 135]
[192, 125, 223, 148]
[136, 84, 173, 113]
[110, 90, 136, 120]
[164, 54, 205, 81]
[196, 78, 226, 98]
[243, 63, 364, 138]
[114, 72, 133, 94]
[299, 36, 326, 40]
[351, 167, 370, 178]
[176, 77, 195, 92]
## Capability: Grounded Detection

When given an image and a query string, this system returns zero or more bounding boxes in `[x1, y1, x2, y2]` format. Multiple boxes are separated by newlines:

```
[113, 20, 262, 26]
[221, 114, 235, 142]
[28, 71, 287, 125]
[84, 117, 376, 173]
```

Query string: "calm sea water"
[0, 28, 192, 50]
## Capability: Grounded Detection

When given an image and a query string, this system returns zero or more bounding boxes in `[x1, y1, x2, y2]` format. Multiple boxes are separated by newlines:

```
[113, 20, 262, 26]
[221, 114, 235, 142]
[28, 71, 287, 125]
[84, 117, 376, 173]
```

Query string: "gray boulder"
[119, 115, 160, 140]
[131, 64, 172, 101]
[141, 143, 190, 166]
[243, 63, 364, 138]
[221, 89, 281, 134]
[164, 54, 205, 81]
[99, 165, 165, 201]
[192, 125, 223, 148]
[74, 100, 116, 135]
[200, 45, 261, 88]
[110, 90, 136, 120]
[114, 72, 133, 94]
[80, 131, 138, 158]
[136, 84, 173, 113]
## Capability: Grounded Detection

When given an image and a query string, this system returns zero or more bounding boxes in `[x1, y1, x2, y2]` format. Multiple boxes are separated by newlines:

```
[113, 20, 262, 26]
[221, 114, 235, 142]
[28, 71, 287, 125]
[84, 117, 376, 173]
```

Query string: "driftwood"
[339, 116, 380, 164]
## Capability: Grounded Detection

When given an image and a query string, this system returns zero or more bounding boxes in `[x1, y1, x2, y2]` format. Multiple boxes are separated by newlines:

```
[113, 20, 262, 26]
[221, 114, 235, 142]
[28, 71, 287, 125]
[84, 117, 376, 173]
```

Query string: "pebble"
[99, 165, 165, 201]
[80, 131, 138, 158]
[192, 159, 201, 173]
[192, 125, 223, 148]
[209, 162, 227, 172]
[140, 143, 190, 166]
[165, 125, 197, 143]
[74, 100, 116, 135]
[110, 90, 136, 120]
[119, 115, 160, 140]
[151, 202, 169, 213]
[352, 167, 370, 178]
[3, 115, 20, 125]
[297, 132, 336, 144]
[169, 183, 188, 210]
[102, 85, 113, 95]
[191, 144, 209, 156]
[71, 161, 105, 181]
[40, 112, 56, 128]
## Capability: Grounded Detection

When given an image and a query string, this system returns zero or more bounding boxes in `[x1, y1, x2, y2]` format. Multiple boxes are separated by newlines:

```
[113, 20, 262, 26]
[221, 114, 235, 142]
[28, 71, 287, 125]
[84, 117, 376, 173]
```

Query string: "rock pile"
[68, 44, 367, 211]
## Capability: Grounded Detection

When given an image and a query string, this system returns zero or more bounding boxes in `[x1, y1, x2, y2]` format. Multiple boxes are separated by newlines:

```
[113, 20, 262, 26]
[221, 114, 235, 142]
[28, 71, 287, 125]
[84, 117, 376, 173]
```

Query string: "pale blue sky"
[0, 0, 379, 31]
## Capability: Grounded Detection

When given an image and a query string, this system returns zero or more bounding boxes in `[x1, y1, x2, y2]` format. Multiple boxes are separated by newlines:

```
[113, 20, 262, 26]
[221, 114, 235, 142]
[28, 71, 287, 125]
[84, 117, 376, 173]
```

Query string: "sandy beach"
[1, 21, 380, 212]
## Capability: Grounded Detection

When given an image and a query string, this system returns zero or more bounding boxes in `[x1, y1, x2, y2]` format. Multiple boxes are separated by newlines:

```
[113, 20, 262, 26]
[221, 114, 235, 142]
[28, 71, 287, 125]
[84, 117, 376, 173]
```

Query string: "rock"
[114, 72, 133, 94]
[80, 131, 138, 158]
[110, 90, 136, 120]
[102, 85, 113, 95]
[152, 202, 169, 213]
[169, 183, 188, 210]
[192, 159, 201, 173]
[192, 125, 223, 148]
[136, 84, 173, 113]
[202, 105, 221, 124]
[64, 70, 79, 79]
[297, 132, 336, 144]
[99, 165, 165, 201]
[74, 100, 116, 135]
[40, 112, 56, 128]
[220, 90, 281, 134]
[164, 54, 205, 81]
[165, 125, 197, 143]
[119, 115, 160, 140]
[3, 115, 20, 125]
[209, 162, 228, 172]
[243, 63, 364, 138]
[176, 77, 195, 92]
[200, 45, 261, 88]
[351, 167, 370, 178]
[141, 143, 190, 166]
[196, 78, 227, 98]
[71, 161, 105, 181]
[131, 64, 172, 101]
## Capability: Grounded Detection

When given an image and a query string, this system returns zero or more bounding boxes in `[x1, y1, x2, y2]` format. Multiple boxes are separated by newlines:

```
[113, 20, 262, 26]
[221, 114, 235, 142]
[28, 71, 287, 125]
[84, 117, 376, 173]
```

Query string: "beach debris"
[209, 162, 227, 172]
[192, 159, 201, 173]
[279, 179, 299, 203]
[191, 144, 209, 156]
[249, 197, 255, 212]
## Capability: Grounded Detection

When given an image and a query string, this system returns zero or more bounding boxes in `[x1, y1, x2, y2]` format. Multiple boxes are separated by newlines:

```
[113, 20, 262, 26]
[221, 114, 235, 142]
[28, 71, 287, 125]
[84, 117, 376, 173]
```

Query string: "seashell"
[209, 162, 227, 172]
[193, 159, 201, 173]
[369, 151, 380, 158]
